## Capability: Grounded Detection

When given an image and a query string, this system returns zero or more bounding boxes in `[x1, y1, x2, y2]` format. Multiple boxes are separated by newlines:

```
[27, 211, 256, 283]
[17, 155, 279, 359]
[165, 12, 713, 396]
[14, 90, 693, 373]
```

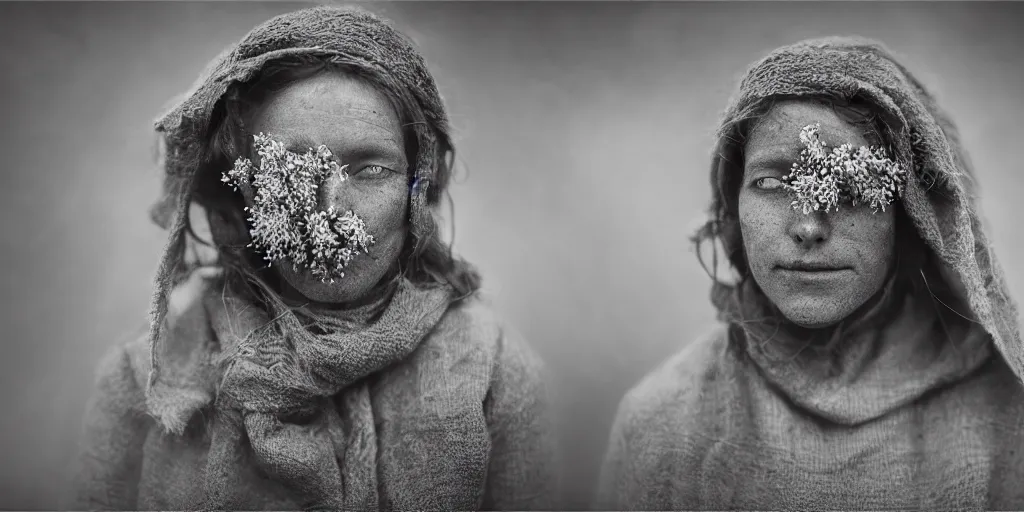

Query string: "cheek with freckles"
[339, 177, 409, 270]
[739, 188, 896, 327]
[738, 190, 784, 280]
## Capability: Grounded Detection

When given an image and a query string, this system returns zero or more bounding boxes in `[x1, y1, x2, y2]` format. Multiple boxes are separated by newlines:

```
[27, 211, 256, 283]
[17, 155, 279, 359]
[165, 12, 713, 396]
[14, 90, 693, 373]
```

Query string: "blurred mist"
[1, 1, 1022, 509]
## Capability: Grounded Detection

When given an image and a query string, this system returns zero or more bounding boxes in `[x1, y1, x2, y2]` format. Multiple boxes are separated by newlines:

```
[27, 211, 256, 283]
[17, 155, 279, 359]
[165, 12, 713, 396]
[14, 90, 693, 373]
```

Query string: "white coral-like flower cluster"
[222, 133, 375, 282]
[782, 124, 908, 214]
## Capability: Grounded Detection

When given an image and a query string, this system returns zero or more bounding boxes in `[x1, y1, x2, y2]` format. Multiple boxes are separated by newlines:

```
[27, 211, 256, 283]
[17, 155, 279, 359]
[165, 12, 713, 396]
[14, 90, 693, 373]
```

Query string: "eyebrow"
[282, 136, 405, 162]
[283, 135, 321, 153]
[745, 150, 798, 171]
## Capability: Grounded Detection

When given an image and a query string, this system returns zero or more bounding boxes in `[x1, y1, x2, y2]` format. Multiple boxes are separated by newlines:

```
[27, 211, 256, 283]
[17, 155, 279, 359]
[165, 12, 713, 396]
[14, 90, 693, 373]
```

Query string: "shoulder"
[614, 324, 741, 440]
[597, 326, 742, 512]
[424, 294, 544, 378]
[430, 294, 504, 347]
[122, 334, 154, 391]
[85, 332, 152, 414]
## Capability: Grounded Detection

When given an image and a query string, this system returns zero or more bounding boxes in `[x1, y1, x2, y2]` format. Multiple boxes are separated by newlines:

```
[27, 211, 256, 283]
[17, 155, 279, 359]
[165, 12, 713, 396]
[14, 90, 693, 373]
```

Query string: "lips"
[778, 260, 850, 272]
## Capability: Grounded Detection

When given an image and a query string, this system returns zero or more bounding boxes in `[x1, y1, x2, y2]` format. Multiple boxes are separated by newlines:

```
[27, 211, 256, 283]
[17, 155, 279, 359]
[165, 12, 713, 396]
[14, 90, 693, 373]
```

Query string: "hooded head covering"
[138, 6, 482, 510]
[698, 36, 1022, 388]
[145, 5, 459, 390]
[595, 37, 1024, 511]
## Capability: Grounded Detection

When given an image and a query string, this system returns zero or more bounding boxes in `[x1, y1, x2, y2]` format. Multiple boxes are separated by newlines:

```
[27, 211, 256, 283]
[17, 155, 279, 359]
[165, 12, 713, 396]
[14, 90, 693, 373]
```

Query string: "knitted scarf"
[147, 276, 453, 510]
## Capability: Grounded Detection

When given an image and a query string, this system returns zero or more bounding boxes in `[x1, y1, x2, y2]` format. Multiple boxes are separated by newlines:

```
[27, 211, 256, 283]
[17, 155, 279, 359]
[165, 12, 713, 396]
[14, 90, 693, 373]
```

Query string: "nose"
[316, 166, 350, 212]
[789, 210, 831, 249]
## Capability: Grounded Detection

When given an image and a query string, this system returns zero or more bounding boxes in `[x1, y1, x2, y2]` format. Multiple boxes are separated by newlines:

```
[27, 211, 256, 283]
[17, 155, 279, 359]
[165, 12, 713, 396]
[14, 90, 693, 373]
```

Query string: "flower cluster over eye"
[221, 133, 375, 282]
[781, 124, 908, 214]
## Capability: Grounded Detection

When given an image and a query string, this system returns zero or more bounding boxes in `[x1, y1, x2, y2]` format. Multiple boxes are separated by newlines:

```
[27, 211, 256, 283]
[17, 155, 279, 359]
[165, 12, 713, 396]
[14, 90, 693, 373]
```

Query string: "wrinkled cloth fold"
[152, 277, 453, 510]
[727, 274, 993, 425]
[139, 278, 452, 509]
[68, 268, 552, 511]
[203, 386, 378, 511]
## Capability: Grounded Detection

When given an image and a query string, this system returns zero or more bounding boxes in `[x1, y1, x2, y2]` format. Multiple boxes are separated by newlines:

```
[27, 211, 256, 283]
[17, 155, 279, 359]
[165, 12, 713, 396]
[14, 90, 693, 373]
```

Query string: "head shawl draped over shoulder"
[702, 36, 1022, 383]
[140, 6, 477, 510]
[148, 5, 453, 364]
[592, 37, 1024, 512]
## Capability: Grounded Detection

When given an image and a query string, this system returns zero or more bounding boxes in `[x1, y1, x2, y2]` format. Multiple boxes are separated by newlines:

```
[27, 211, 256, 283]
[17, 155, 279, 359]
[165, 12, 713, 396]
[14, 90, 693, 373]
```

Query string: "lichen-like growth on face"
[782, 123, 908, 214]
[222, 133, 375, 282]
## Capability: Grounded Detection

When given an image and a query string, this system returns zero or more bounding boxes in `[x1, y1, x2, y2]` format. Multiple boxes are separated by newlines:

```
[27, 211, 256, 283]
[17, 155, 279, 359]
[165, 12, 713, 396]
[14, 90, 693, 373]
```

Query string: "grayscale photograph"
[1, 1, 1022, 510]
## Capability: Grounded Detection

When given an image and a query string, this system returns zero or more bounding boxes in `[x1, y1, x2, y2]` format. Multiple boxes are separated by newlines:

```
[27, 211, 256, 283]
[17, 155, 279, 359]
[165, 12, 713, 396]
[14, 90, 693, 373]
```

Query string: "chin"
[290, 279, 367, 304]
[774, 296, 852, 329]
[274, 261, 383, 305]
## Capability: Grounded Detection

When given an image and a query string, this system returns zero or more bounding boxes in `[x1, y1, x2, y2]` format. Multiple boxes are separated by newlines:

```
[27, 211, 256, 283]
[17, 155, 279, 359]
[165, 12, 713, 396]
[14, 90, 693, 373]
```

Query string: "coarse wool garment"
[595, 36, 1024, 511]
[64, 6, 557, 511]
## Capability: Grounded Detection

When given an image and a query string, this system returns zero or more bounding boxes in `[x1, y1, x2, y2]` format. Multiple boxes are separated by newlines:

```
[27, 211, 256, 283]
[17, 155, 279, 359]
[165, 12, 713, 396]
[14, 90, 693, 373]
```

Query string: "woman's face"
[244, 71, 410, 305]
[738, 100, 896, 328]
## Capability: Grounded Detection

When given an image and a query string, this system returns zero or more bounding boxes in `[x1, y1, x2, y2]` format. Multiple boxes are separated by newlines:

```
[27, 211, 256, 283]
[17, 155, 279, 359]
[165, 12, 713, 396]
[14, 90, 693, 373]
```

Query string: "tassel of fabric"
[336, 385, 379, 512]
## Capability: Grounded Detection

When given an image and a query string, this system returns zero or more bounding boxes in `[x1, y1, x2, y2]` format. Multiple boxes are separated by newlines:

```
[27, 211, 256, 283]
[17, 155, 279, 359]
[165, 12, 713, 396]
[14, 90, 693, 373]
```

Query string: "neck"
[719, 269, 909, 367]
[734, 273, 991, 425]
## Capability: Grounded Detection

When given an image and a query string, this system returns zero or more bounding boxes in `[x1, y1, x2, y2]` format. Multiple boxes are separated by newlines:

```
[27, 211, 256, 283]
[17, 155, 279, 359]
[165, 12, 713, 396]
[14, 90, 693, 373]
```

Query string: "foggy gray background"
[2, 1, 1023, 509]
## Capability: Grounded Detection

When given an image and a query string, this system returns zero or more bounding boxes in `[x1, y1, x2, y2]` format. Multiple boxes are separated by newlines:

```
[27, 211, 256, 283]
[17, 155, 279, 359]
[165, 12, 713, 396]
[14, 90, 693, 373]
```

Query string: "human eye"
[754, 176, 785, 190]
[350, 164, 394, 179]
